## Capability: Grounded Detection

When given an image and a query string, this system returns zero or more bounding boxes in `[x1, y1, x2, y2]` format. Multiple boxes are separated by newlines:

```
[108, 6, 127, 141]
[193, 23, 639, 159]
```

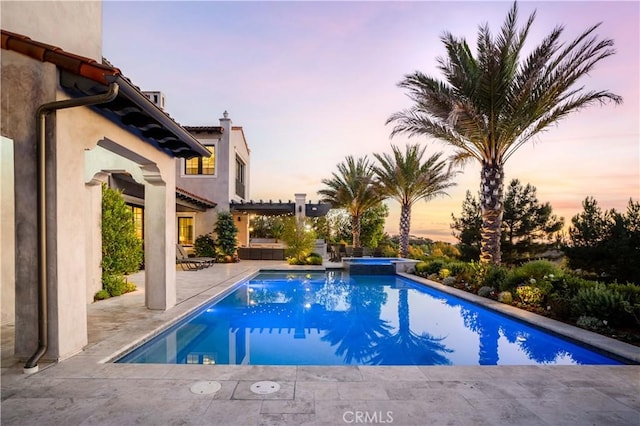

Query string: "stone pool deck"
[1, 260, 639, 425]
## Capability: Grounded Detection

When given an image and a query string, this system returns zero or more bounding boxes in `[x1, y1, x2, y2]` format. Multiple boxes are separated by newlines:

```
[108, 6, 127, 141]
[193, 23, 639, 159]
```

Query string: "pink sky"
[103, 1, 639, 242]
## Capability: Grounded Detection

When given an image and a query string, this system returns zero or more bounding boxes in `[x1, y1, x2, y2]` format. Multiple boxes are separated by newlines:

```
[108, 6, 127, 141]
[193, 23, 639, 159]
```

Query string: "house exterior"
[141, 91, 251, 250]
[0, 1, 210, 365]
[176, 115, 251, 249]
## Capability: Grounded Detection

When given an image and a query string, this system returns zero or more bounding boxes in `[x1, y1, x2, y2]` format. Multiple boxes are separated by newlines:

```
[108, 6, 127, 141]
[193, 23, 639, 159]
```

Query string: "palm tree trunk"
[398, 203, 412, 258]
[351, 214, 361, 248]
[479, 163, 504, 264]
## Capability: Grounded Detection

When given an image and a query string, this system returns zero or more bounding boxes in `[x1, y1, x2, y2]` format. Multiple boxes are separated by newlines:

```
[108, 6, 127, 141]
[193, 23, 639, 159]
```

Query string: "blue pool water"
[117, 272, 623, 366]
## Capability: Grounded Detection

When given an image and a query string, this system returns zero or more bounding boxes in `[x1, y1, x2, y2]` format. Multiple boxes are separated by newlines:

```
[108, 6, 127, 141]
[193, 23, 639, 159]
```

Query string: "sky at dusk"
[102, 1, 639, 242]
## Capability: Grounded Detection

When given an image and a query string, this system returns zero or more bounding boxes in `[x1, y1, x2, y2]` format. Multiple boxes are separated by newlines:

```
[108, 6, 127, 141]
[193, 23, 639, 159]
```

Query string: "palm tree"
[387, 2, 622, 264]
[318, 156, 385, 248]
[372, 144, 457, 258]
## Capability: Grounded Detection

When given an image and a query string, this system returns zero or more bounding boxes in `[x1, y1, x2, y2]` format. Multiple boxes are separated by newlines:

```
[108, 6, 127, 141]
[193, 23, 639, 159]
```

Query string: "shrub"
[101, 184, 143, 276]
[215, 212, 238, 259]
[515, 285, 544, 307]
[194, 234, 216, 258]
[571, 284, 627, 326]
[576, 315, 611, 333]
[415, 262, 429, 275]
[439, 268, 451, 279]
[102, 274, 127, 297]
[482, 265, 510, 291]
[445, 261, 469, 277]
[442, 277, 456, 286]
[498, 291, 513, 304]
[517, 260, 562, 280]
[94, 289, 110, 301]
[478, 286, 495, 298]
[305, 253, 323, 265]
[424, 260, 445, 275]
[282, 217, 316, 263]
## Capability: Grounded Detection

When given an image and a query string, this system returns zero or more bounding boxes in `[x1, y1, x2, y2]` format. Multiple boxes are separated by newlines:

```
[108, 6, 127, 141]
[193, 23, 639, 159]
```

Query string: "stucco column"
[1, 136, 15, 326]
[295, 193, 306, 222]
[144, 176, 176, 310]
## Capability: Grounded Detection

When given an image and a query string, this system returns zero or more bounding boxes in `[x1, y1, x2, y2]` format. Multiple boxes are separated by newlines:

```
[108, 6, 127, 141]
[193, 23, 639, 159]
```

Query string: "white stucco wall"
[174, 115, 251, 239]
[0, 136, 15, 326]
[52, 92, 178, 358]
[0, 0, 102, 61]
[229, 126, 251, 203]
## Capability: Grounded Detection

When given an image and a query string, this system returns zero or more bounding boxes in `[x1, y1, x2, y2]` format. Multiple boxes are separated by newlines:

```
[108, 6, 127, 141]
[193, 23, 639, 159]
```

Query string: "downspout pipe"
[24, 83, 119, 374]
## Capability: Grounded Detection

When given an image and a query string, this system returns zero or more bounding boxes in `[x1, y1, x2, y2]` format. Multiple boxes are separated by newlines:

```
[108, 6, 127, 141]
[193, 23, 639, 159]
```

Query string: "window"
[178, 217, 194, 245]
[185, 145, 215, 175]
[235, 156, 246, 198]
[129, 206, 144, 240]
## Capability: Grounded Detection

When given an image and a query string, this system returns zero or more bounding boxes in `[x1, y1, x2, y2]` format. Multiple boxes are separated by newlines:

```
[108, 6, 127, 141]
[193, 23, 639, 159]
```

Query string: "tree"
[101, 184, 142, 297]
[501, 179, 564, 262]
[450, 190, 482, 261]
[451, 180, 564, 263]
[281, 217, 317, 263]
[372, 144, 457, 258]
[214, 211, 238, 260]
[330, 204, 389, 248]
[318, 156, 385, 248]
[565, 197, 640, 283]
[387, 1, 621, 264]
[101, 184, 143, 276]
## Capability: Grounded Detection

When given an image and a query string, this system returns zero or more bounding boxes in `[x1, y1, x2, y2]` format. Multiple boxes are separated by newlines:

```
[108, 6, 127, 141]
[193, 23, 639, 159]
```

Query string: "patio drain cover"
[190, 381, 222, 395]
[250, 381, 280, 394]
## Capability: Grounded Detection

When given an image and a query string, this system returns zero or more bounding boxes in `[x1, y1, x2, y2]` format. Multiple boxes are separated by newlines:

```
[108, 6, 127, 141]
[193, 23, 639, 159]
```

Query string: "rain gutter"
[24, 83, 120, 374]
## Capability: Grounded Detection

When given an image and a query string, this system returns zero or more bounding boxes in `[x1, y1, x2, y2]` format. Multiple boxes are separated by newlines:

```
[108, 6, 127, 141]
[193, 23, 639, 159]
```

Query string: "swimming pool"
[116, 271, 623, 366]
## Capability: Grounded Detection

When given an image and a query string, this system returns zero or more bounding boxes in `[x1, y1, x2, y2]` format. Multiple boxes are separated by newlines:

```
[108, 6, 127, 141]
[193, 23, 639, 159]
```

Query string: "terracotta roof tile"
[1, 30, 120, 85]
[176, 187, 217, 208]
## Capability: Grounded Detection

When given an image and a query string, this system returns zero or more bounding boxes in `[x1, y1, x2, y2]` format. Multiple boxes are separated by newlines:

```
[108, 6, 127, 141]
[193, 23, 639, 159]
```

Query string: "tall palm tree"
[319, 156, 385, 248]
[387, 2, 622, 264]
[372, 144, 457, 258]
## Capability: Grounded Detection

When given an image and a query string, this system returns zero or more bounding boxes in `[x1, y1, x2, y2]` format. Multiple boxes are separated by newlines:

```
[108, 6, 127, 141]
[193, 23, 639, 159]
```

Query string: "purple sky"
[103, 1, 639, 242]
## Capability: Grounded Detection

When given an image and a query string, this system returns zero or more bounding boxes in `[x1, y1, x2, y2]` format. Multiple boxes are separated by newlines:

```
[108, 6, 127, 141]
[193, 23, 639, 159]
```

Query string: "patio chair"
[176, 244, 214, 270]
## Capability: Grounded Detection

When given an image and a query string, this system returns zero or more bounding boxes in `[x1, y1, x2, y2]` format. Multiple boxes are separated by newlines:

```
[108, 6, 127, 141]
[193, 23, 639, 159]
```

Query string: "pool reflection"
[117, 272, 621, 366]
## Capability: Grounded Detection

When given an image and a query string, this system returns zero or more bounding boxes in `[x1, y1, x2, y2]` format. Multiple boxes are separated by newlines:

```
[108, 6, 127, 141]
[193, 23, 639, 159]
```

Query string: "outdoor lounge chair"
[176, 244, 215, 270]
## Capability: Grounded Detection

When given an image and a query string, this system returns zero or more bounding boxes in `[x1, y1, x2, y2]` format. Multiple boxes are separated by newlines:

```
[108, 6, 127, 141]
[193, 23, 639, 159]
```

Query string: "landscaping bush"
[442, 276, 456, 286]
[498, 291, 513, 304]
[215, 211, 238, 261]
[100, 184, 140, 299]
[482, 264, 510, 291]
[424, 260, 445, 275]
[478, 286, 495, 298]
[94, 289, 110, 301]
[438, 268, 451, 279]
[305, 252, 323, 265]
[576, 315, 611, 333]
[517, 260, 562, 280]
[445, 261, 469, 277]
[515, 285, 544, 307]
[101, 184, 143, 276]
[102, 274, 128, 297]
[194, 234, 216, 258]
[415, 262, 429, 275]
[571, 284, 627, 326]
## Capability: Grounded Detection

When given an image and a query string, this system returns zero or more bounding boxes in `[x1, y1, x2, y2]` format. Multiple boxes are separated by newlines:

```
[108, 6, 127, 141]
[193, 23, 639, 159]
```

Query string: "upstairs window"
[235, 156, 246, 198]
[185, 145, 215, 175]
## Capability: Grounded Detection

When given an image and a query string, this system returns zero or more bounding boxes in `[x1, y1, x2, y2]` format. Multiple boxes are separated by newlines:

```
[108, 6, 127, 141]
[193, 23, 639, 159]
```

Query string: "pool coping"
[398, 272, 640, 364]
